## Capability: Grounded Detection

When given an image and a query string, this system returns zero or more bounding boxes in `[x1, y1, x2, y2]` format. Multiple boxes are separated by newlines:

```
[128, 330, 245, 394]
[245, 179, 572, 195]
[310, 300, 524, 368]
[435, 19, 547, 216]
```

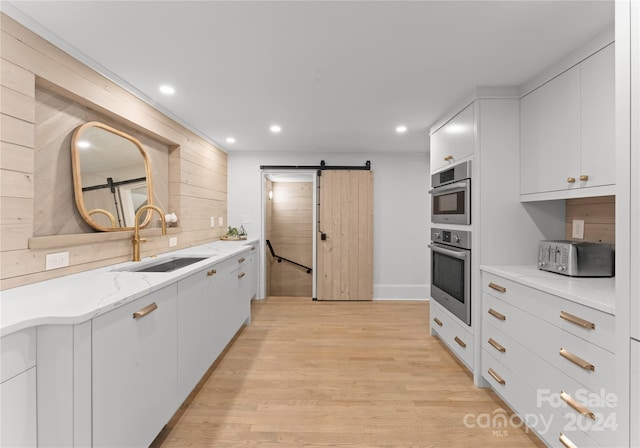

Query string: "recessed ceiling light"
[396, 125, 407, 133]
[270, 125, 282, 134]
[159, 84, 175, 95]
[226, 137, 236, 144]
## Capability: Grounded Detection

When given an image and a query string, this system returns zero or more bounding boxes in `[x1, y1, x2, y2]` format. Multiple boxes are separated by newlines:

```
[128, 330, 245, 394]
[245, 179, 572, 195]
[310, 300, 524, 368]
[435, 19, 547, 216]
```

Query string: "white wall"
[228, 152, 430, 300]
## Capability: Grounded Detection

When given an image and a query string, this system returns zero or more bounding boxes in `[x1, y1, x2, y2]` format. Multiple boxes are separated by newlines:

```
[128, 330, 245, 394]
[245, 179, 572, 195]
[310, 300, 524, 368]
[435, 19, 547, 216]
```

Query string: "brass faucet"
[132, 205, 167, 262]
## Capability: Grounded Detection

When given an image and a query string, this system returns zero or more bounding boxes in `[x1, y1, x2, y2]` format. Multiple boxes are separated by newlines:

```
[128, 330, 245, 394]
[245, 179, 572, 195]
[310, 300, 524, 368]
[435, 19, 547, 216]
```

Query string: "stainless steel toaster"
[537, 240, 614, 277]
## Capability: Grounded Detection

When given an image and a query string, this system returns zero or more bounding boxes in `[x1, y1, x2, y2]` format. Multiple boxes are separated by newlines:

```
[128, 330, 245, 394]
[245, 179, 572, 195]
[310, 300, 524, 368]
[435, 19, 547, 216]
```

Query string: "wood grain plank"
[0, 58, 35, 96]
[0, 142, 34, 172]
[1, 86, 35, 122]
[0, 114, 34, 147]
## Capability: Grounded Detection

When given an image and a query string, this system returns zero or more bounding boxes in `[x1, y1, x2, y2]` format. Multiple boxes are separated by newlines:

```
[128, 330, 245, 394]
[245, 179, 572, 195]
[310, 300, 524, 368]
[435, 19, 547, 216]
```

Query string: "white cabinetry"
[521, 44, 615, 200]
[0, 328, 37, 448]
[92, 284, 178, 448]
[430, 103, 474, 173]
[430, 300, 473, 370]
[481, 271, 617, 447]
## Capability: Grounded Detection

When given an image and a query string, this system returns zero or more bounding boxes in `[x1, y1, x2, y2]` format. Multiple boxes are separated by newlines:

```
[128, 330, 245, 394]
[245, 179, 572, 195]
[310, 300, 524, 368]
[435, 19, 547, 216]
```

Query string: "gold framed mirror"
[71, 122, 154, 231]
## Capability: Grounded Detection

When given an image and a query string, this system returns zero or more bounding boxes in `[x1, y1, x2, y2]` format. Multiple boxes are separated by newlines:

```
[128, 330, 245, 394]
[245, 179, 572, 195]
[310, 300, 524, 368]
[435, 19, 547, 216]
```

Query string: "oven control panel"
[431, 227, 471, 250]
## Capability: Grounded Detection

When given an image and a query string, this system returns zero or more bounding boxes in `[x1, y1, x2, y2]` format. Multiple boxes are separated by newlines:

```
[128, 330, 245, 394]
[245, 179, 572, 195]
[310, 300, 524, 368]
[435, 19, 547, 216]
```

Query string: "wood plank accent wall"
[565, 195, 615, 244]
[268, 182, 313, 297]
[265, 179, 273, 297]
[0, 14, 227, 290]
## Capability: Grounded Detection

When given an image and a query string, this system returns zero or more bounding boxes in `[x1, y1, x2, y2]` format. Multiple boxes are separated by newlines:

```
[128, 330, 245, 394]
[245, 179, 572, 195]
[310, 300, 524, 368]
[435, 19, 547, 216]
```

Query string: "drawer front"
[483, 321, 617, 446]
[1, 328, 36, 383]
[483, 293, 615, 395]
[430, 301, 473, 370]
[483, 350, 601, 448]
[482, 272, 614, 353]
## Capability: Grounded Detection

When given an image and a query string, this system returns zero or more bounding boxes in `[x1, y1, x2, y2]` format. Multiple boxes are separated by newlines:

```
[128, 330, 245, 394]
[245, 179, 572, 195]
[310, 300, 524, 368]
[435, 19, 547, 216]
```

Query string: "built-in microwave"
[429, 161, 471, 225]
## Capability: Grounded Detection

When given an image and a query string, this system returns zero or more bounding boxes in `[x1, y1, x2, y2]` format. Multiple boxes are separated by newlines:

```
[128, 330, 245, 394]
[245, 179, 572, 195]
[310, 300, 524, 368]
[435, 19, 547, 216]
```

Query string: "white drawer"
[1, 328, 36, 383]
[482, 272, 614, 353]
[430, 301, 473, 371]
[482, 321, 618, 447]
[483, 293, 615, 396]
[483, 350, 601, 448]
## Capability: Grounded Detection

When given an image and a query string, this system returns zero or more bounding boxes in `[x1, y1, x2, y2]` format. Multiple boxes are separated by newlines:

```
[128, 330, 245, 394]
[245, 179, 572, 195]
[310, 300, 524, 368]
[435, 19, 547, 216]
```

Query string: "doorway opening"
[262, 172, 316, 300]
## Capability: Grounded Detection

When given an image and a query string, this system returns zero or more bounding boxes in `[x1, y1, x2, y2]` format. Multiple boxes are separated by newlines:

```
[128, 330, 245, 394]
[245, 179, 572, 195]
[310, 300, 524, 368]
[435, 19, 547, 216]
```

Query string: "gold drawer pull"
[560, 391, 596, 420]
[238, 257, 246, 263]
[238, 272, 246, 279]
[488, 308, 506, 321]
[433, 317, 443, 327]
[454, 336, 466, 348]
[487, 368, 505, 385]
[207, 269, 217, 276]
[560, 311, 595, 330]
[559, 433, 578, 448]
[488, 338, 506, 353]
[444, 155, 453, 161]
[559, 348, 595, 371]
[579, 175, 589, 181]
[133, 302, 158, 319]
[567, 177, 576, 184]
[488, 282, 506, 293]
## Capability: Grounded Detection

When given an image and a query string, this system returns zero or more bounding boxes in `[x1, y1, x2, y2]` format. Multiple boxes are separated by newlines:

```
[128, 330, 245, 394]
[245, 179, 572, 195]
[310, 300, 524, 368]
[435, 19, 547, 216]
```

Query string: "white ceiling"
[4, 1, 614, 154]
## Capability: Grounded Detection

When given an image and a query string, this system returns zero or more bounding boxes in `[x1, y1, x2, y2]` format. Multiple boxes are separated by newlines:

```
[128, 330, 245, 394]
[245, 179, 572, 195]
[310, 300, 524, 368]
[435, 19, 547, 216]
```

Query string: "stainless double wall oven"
[429, 161, 472, 326]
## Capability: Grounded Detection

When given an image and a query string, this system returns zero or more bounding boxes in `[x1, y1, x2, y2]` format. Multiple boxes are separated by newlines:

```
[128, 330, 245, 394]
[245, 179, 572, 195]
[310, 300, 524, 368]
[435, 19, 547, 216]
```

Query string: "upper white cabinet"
[92, 285, 178, 448]
[430, 103, 474, 173]
[521, 43, 615, 200]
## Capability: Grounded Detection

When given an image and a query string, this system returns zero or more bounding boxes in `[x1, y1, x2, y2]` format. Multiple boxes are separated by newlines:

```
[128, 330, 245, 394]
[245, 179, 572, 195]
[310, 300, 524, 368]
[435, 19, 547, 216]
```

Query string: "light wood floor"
[151, 297, 545, 447]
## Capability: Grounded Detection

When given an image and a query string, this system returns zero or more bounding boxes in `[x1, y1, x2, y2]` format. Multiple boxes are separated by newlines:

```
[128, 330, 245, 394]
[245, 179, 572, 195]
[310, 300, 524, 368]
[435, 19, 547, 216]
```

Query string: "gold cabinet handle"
[567, 177, 576, 183]
[560, 311, 595, 330]
[238, 257, 246, 263]
[238, 272, 246, 279]
[559, 348, 595, 371]
[454, 336, 466, 348]
[133, 302, 158, 319]
[488, 282, 506, 293]
[560, 391, 596, 420]
[488, 308, 506, 321]
[579, 175, 589, 181]
[444, 155, 454, 161]
[433, 317, 443, 327]
[488, 338, 506, 353]
[487, 368, 505, 385]
[559, 433, 578, 448]
[207, 269, 217, 276]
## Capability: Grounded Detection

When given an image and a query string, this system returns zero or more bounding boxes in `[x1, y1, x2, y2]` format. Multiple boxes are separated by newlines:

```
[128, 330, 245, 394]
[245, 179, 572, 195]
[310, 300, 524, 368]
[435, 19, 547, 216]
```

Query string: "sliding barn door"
[317, 170, 373, 301]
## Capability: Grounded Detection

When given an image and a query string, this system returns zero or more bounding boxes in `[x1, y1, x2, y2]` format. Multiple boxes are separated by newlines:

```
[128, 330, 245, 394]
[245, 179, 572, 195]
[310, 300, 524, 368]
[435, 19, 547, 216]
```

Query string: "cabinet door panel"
[581, 44, 615, 188]
[92, 285, 178, 448]
[430, 103, 474, 173]
[0, 367, 37, 448]
[632, 339, 640, 448]
[521, 67, 581, 194]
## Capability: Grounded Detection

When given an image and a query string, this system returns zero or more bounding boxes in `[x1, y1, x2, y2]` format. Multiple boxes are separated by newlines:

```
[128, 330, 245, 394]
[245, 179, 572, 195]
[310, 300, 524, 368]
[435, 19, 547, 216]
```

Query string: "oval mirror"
[71, 122, 154, 231]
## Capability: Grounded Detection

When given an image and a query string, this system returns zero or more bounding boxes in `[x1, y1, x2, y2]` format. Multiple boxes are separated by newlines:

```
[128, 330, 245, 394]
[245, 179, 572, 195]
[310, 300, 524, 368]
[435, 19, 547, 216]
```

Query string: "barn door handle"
[320, 232, 327, 241]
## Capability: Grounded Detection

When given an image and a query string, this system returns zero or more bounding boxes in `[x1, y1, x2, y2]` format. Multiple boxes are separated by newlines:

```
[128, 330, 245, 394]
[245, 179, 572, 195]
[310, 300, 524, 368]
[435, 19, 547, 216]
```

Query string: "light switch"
[218, 217, 224, 227]
[210, 217, 216, 228]
[46, 252, 69, 270]
[169, 237, 178, 247]
[572, 219, 585, 239]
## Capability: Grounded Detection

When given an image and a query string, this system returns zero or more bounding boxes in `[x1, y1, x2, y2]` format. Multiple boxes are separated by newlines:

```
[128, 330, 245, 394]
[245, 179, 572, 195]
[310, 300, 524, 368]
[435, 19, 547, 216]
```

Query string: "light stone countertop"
[0, 239, 258, 337]
[480, 265, 616, 315]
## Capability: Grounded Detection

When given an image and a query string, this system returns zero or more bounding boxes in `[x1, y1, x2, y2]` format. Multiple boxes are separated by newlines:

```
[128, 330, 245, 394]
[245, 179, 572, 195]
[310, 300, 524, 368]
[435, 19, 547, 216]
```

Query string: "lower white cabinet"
[632, 339, 640, 448]
[0, 328, 37, 448]
[92, 284, 178, 448]
[430, 300, 474, 371]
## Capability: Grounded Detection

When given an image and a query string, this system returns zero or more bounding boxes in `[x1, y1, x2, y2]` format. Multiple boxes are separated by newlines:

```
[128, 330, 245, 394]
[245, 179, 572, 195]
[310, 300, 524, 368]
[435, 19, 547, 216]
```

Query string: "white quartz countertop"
[0, 239, 258, 337]
[479, 265, 615, 315]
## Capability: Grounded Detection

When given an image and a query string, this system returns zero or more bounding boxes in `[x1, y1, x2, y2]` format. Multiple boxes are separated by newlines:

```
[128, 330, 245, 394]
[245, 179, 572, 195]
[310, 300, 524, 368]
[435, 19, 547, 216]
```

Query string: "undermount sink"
[115, 257, 207, 273]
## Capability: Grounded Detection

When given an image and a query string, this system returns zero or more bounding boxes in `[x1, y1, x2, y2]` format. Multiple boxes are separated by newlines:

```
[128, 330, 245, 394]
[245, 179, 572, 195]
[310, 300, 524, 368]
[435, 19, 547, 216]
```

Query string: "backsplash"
[565, 195, 615, 244]
[1, 14, 227, 290]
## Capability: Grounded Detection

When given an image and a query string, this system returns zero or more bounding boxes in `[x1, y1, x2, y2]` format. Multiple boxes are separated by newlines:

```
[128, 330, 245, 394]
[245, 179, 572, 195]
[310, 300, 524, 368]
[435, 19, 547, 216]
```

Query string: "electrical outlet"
[218, 216, 224, 227]
[169, 237, 178, 247]
[572, 219, 585, 239]
[46, 252, 69, 270]
[210, 217, 216, 228]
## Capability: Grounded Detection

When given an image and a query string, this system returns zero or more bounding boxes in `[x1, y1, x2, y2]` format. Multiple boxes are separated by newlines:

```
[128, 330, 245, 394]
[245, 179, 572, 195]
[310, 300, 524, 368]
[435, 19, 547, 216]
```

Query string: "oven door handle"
[428, 244, 469, 259]
[428, 180, 469, 194]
